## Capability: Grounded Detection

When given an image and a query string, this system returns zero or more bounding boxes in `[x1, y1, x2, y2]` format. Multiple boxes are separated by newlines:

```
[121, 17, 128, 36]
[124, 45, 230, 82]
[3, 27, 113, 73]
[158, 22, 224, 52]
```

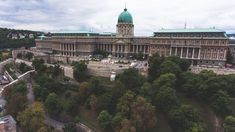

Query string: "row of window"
[155, 33, 225, 38]
[153, 40, 226, 44]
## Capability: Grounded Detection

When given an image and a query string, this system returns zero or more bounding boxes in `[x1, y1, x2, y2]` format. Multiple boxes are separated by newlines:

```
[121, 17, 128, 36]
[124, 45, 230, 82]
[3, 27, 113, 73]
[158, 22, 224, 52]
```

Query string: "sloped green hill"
[0, 28, 42, 49]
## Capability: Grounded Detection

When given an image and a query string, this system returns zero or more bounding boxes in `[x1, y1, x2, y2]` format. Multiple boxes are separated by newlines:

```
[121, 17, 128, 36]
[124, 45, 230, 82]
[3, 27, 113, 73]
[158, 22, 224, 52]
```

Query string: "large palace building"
[36, 8, 229, 67]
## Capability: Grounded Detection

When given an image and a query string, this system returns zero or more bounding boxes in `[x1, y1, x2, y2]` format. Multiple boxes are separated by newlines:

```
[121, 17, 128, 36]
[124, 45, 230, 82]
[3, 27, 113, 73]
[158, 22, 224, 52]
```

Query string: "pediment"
[113, 39, 126, 44]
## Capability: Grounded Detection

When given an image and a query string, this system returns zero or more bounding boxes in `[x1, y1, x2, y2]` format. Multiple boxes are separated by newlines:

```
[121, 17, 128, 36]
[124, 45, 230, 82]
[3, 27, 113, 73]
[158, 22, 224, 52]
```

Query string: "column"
[165, 47, 167, 56]
[198, 48, 201, 59]
[169, 47, 172, 56]
[175, 47, 177, 56]
[112, 45, 115, 53]
[180, 47, 183, 58]
[60, 44, 62, 55]
[186, 47, 189, 58]
[192, 48, 195, 59]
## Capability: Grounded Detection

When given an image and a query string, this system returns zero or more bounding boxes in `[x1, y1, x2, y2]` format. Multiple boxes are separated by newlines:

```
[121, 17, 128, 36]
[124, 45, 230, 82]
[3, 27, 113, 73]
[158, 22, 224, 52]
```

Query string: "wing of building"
[35, 8, 229, 67]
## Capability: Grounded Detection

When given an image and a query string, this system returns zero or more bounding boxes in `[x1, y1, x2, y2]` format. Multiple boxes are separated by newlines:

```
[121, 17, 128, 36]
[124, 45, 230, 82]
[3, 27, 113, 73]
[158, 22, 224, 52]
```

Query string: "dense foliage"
[3, 81, 27, 118]
[17, 102, 47, 132]
[72, 61, 88, 81]
[16, 53, 235, 132]
[0, 28, 40, 49]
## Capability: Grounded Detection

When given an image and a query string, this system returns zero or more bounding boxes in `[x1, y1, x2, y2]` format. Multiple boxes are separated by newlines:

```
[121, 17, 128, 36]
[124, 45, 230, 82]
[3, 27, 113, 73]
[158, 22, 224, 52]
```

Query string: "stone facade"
[35, 8, 229, 67]
[229, 39, 235, 63]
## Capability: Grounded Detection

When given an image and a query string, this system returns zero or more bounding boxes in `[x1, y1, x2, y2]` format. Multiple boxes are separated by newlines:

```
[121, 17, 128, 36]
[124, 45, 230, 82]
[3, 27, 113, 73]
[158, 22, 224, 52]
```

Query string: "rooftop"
[155, 28, 225, 33]
[53, 30, 99, 34]
[51, 31, 116, 37]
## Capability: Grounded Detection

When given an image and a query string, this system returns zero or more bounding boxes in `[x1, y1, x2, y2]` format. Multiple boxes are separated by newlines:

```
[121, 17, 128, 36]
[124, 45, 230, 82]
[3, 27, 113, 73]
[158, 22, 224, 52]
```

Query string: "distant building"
[0, 115, 16, 132]
[29, 34, 34, 39]
[36, 7, 229, 67]
[19, 33, 25, 39]
[11, 34, 18, 39]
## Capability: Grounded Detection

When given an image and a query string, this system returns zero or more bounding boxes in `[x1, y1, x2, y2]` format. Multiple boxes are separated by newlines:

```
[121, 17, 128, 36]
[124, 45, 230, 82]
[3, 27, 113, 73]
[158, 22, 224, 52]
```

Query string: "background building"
[0, 115, 16, 132]
[36, 8, 229, 67]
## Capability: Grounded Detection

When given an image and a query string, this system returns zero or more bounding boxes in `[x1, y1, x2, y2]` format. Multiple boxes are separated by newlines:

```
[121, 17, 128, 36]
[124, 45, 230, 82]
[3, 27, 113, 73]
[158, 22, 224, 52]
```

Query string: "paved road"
[26, 79, 34, 105]
[45, 116, 64, 131]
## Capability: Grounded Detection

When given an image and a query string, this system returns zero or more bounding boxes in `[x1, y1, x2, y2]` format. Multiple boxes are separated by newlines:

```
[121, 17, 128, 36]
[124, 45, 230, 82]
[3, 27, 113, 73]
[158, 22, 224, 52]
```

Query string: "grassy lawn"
[177, 93, 218, 132]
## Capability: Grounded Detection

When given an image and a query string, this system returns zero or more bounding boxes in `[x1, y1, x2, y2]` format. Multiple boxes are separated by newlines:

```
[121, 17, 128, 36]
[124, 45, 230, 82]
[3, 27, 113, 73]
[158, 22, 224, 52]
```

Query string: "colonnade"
[60, 43, 76, 56]
[170, 47, 201, 59]
[130, 45, 148, 53]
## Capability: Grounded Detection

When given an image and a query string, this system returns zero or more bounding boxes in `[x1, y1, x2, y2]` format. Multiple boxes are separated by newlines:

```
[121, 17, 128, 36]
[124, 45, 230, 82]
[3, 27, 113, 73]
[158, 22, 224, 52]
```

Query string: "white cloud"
[0, 0, 234, 35]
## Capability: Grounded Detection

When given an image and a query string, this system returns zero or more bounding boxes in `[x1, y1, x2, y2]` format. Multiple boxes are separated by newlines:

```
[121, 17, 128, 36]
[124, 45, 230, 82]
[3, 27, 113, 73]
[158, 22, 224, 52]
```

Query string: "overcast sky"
[0, 0, 234, 35]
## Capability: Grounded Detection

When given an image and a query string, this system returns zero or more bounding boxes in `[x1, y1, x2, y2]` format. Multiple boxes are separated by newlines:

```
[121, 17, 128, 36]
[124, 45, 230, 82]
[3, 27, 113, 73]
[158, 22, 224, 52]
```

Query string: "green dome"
[118, 8, 133, 24]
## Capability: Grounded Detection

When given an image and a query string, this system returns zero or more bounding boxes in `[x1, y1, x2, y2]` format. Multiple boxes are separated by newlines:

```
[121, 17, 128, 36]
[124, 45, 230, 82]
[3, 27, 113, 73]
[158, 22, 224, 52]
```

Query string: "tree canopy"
[72, 61, 88, 81]
[17, 102, 47, 132]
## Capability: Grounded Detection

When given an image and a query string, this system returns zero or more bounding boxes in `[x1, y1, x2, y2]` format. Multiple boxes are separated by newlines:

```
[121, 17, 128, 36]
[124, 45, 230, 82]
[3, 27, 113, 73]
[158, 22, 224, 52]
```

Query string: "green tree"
[154, 85, 179, 112]
[199, 70, 216, 80]
[97, 110, 112, 129]
[120, 119, 136, 132]
[117, 91, 136, 116]
[6, 93, 27, 118]
[51, 64, 62, 78]
[119, 68, 145, 92]
[32, 59, 47, 72]
[139, 82, 152, 97]
[168, 105, 207, 132]
[178, 72, 201, 96]
[166, 56, 191, 71]
[72, 61, 88, 81]
[226, 49, 233, 64]
[18, 62, 31, 73]
[148, 53, 164, 81]
[88, 94, 98, 112]
[97, 92, 114, 113]
[111, 80, 125, 99]
[25, 52, 34, 60]
[210, 90, 231, 116]
[153, 73, 176, 89]
[130, 96, 157, 132]
[63, 122, 77, 132]
[79, 82, 91, 101]
[65, 98, 79, 116]
[13, 81, 27, 95]
[159, 60, 182, 76]
[223, 115, 235, 132]
[111, 112, 124, 130]
[45, 93, 63, 115]
[4, 82, 27, 118]
[89, 77, 104, 95]
[33, 84, 43, 101]
[17, 102, 47, 132]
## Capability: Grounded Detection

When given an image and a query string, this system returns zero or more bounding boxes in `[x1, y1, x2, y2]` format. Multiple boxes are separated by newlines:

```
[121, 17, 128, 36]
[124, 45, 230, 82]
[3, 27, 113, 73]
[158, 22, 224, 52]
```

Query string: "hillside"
[0, 28, 43, 49]
[228, 34, 235, 38]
